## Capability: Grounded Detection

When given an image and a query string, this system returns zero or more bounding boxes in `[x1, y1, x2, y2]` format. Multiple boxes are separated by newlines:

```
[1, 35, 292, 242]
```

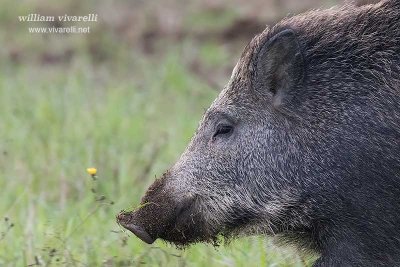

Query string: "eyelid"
[217, 115, 236, 126]
[217, 124, 233, 131]
[213, 123, 234, 138]
[209, 110, 236, 124]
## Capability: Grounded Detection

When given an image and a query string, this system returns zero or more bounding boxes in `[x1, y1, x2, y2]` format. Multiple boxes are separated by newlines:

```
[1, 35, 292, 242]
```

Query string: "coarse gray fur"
[118, 1, 400, 266]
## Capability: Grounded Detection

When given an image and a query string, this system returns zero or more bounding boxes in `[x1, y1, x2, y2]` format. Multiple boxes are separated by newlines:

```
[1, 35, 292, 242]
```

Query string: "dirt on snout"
[116, 174, 218, 247]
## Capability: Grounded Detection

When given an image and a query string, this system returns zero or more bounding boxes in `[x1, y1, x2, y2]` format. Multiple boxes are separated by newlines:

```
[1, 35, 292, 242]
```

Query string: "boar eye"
[213, 124, 234, 138]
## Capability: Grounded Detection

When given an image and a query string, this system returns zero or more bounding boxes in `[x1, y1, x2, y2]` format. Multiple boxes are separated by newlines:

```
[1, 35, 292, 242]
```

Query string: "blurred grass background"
[0, 0, 368, 266]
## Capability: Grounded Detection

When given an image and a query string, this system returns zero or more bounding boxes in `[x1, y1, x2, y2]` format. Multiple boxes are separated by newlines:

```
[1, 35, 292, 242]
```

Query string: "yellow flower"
[86, 167, 97, 175]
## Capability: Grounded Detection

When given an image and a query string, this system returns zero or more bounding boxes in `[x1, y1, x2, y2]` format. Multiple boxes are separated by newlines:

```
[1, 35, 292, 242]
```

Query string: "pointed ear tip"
[256, 29, 300, 57]
[276, 28, 296, 36]
[258, 28, 297, 52]
[270, 28, 298, 43]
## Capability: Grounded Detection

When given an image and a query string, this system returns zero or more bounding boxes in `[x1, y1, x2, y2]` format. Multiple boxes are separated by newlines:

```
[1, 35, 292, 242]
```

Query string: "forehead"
[205, 91, 237, 120]
[202, 28, 273, 121]
[211, 28, 271, 102]
[204, 82, 256, 122]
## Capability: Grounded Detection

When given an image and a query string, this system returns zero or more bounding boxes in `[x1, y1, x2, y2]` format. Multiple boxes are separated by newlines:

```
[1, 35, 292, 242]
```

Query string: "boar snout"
[117, 196, 196, 244]
[117, 211, 155, 244]
[117, 174, 177, 244]
[116, 196, 179, 245]
[117, 173, 203, 245]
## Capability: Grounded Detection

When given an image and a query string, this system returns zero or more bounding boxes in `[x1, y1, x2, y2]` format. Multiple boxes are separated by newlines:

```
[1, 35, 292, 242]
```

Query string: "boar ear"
[254, 29, 304, 106]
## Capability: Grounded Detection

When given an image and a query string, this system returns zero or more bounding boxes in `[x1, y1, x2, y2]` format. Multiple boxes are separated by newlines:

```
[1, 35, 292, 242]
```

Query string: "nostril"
[116, 212, 129, 222]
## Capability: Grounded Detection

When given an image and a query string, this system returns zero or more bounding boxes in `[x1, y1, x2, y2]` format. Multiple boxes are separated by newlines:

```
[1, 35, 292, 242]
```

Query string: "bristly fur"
[119, 1, 400, 266]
